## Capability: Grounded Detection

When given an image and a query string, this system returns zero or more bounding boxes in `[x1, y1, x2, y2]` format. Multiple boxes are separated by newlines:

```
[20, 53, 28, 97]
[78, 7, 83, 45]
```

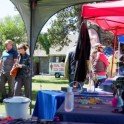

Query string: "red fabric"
[95, 53, 108, 76]
[82, 1, 124, 35]
[97, 72, 106, 76]
[99, 53, 109, 67]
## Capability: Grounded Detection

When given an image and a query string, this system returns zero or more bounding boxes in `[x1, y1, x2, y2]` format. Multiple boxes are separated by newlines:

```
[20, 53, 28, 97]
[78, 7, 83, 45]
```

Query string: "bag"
[10, 65, 20, 77]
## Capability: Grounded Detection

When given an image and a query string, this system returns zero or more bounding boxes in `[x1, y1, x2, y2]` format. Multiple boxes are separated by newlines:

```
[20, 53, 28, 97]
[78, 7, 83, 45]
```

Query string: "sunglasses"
[18, 48, 23, 50]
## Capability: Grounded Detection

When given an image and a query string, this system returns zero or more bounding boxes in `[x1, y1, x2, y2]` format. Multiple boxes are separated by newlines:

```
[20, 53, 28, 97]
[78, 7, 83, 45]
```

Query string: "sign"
[49, 62, 65, 75]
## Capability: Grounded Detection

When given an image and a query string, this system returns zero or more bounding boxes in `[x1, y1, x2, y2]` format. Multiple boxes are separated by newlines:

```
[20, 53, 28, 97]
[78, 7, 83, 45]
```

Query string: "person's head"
[97, 46, 104, 52]
[17, 43, 28, 55]
[95, 44, 105, 52]
[4, 40, 13, 51]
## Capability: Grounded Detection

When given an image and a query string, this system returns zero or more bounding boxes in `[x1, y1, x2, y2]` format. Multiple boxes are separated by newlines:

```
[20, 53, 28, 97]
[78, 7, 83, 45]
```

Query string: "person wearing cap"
[91, 44, 109, 88]
[14, 43, 30, 98]
[0, 40, 18, 102]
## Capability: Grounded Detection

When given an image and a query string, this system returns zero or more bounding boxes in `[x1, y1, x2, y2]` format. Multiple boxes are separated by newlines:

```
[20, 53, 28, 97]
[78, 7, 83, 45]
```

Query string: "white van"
[49, 62, 65, 78]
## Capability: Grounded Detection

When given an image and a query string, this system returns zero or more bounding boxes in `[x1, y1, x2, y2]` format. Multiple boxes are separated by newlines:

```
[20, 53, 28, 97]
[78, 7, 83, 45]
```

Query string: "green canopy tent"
[9, 0, 105, 113]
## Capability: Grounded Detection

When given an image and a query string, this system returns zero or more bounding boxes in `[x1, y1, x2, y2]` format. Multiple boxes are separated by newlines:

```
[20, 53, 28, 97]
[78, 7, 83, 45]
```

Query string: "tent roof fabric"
[82, 1, 124, 36]
[10, 0, 104, 54]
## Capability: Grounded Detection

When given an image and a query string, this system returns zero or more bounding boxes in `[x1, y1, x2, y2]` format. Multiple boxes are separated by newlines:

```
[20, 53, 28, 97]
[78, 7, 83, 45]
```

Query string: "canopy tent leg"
[117, 42, 120, 75]
[110, 35, 117, 78]
[29, 0, 36, 115]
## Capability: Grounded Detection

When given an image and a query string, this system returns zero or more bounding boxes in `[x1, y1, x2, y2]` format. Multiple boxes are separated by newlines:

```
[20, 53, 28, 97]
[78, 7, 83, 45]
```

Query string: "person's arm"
[0, 52, 3, 70]
[13, 50, 18, 64]
[0, 59, 2, 70]
[14, 58, 18, 64]
[93, 52, 100, 66]
[18, 55, 30, 69]
[64, 52, 69, 80]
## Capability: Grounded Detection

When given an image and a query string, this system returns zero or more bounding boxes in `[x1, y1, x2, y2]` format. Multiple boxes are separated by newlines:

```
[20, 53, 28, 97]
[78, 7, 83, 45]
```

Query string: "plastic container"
[64, 87, 74, 112]
[87, 79, 95, 92]
[3, 96, 31, 119]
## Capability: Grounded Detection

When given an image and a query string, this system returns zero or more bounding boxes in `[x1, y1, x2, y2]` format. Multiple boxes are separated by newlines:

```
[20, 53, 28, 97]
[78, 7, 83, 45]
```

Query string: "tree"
[46, 5, 82, 50]
[38, 33, 51, 54]
[0, 15, 26, 47]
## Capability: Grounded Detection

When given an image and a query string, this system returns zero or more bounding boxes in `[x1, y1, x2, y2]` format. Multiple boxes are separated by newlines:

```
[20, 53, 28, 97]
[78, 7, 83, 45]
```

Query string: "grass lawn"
[0, 75, 68, 114]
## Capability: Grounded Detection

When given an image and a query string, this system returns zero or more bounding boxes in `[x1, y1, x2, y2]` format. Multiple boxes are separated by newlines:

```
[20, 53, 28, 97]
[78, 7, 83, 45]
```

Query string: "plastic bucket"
[3, 96, 31, 119]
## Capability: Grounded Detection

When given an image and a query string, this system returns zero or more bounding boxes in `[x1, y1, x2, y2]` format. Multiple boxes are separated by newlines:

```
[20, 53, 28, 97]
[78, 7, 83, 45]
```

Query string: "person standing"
[91, 44, 109, 88]
[0, 40, 18, 102]
[14, 43, 30, 98]
[64, 45, 83, 88]
[64, 46, 76, 84]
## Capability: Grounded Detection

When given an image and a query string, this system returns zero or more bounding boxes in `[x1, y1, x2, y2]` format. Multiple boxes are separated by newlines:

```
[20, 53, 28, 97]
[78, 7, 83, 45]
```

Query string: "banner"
[118, 36, 124, 44]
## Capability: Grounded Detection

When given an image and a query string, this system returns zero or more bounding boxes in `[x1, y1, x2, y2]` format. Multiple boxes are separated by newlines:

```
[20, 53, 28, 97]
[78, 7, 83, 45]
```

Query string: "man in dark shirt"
[0, 40, 18, 102]
[65, 46, 83, 89]
[64, 46, 76, 84]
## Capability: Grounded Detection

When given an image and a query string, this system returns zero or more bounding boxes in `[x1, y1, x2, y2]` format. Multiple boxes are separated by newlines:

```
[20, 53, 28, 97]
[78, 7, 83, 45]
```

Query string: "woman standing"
[91, 44, 109, 88]
[14, 43, 30, 98]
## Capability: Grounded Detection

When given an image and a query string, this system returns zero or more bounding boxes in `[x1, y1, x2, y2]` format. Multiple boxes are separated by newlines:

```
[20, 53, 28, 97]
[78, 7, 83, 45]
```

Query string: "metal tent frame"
[9, 0, 105, 113]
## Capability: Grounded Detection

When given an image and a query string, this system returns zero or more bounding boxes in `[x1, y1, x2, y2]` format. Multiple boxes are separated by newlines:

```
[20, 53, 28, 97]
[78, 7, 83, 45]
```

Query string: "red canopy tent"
[82, 0, 124, 36]
[82, 0, 124, 77]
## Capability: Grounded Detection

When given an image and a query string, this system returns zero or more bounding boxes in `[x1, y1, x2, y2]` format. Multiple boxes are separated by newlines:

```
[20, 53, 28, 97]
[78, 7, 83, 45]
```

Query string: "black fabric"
[119, 54, 124, 67]
[68, 47, 76, 75]
[74, 22, 91, 82]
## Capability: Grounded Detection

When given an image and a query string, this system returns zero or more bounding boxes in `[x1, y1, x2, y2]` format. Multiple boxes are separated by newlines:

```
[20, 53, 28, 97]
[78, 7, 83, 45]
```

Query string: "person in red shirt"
[91, 44, 109, 88]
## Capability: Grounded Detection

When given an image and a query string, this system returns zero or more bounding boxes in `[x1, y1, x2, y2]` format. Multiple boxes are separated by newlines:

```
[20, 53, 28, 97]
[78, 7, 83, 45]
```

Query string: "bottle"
[87, 78, 95, 92]
[64, 87, 74, 112]
[90, 80, 95, 92]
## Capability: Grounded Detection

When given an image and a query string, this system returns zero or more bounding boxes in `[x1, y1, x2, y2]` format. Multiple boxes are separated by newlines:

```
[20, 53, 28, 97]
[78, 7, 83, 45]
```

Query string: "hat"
[93, 43, 105, 48]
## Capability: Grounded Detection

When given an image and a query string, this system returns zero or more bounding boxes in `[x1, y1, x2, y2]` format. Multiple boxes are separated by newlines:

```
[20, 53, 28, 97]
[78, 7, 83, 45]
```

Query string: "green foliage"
[33, 56, 40, 63]
[47, 5, 81, 50]
[38, 33, 51, 54]
[0, 15, 26, 49]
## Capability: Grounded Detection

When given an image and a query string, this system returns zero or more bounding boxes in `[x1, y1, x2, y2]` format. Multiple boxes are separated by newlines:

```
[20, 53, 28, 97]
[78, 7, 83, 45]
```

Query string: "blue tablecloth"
[56, 100, 124, 124]
[32, 89, 113, 121]
[100, 79, 113, 92]
[32, 90, 65, 120]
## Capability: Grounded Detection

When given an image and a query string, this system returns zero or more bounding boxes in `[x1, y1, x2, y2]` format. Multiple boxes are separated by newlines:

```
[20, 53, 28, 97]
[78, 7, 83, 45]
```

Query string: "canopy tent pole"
[117, 41, 120, 75]
[29, 0, 37, 114]
[110, 35, 117, 78]
[29, 0, 32, 114]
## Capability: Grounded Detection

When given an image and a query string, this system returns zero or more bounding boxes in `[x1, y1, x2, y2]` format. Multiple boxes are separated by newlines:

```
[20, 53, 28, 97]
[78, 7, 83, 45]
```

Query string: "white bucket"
[3, 96, 31, 119]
